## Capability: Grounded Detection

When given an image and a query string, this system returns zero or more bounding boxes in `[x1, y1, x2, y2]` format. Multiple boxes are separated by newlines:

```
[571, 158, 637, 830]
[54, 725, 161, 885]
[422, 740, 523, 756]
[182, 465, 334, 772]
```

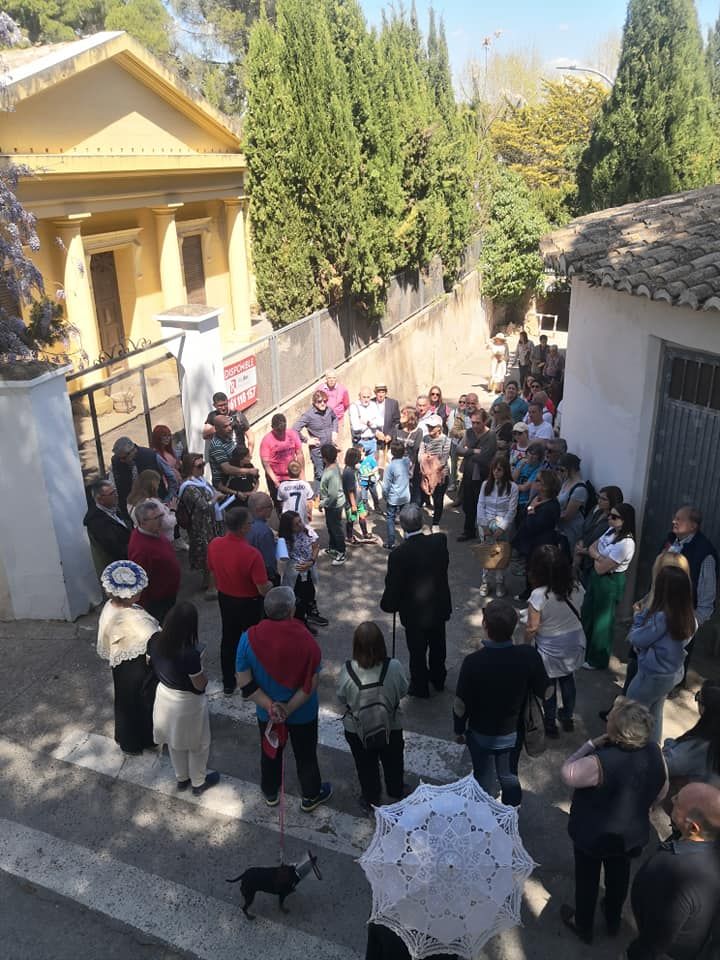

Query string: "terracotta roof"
[540, 185, 720, 313]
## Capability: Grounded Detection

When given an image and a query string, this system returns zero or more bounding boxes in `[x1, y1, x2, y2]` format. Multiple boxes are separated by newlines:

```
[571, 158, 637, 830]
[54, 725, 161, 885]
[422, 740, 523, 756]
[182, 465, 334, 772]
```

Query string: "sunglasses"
[609, 512, 622, 520]
[194, 461, 206, 468]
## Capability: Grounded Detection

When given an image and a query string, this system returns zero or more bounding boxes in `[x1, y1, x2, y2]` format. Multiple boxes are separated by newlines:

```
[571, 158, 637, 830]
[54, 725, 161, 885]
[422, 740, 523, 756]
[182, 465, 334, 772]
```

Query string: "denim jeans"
[466, 730, 522, 806]
[626, 668, 681, 743]
[544, 674, 577, 724]
[385, 502, 400, 547]
[324, 506, 345, 555]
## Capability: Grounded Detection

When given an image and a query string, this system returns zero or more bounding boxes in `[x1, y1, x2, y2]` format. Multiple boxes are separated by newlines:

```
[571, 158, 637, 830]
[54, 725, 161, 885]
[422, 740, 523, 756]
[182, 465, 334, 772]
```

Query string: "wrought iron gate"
[66, 336, 185, 484]
[638, 344, 720, 592]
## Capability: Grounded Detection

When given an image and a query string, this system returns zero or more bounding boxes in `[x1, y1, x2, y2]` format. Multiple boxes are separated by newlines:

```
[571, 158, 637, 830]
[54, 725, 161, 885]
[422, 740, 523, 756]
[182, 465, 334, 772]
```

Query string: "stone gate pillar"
[156, 305, 224, 456]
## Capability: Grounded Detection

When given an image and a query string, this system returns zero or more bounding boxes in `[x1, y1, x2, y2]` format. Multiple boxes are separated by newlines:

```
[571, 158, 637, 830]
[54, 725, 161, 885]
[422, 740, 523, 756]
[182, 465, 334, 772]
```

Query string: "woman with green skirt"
[578, 503, 636, 670]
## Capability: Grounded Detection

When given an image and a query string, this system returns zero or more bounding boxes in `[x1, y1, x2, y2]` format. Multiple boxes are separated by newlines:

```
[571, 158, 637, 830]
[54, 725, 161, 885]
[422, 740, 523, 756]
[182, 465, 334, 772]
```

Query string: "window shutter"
[181, 235, 207, 305]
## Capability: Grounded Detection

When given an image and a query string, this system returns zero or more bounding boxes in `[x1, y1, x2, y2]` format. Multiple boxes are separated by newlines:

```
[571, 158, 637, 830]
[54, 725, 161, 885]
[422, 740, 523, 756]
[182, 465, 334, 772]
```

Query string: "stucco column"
[223, 198, 251, 342]
[53, 215, 101, 365]
[152, 204, 185, 309]
[156, 305, 224, 456]
[0, 365, 101, 620]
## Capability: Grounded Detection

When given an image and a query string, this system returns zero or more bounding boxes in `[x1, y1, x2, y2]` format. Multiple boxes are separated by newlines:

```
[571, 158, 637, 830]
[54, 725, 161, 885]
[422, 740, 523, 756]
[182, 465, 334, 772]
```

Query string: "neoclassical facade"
[1, 31, 254, 365]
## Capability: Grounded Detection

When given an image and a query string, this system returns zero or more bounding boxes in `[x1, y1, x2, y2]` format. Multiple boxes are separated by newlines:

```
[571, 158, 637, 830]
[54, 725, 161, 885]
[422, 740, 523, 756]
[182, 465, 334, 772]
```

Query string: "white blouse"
[596, 529, 635, 573]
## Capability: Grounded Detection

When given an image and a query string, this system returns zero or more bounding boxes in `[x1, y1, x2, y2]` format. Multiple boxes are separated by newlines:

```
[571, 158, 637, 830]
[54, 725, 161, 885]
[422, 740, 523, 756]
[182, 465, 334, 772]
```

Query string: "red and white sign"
[224, 355, 257, 411]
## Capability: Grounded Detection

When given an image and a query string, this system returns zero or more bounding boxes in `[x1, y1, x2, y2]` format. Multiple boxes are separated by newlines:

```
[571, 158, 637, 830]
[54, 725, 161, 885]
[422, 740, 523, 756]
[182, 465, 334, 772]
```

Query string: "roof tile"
[541, 186, 720, 312]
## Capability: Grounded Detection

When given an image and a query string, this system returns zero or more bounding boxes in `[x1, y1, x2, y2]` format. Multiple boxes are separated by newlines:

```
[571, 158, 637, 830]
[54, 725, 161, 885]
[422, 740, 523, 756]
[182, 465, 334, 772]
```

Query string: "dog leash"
[279, 743, 286, 865]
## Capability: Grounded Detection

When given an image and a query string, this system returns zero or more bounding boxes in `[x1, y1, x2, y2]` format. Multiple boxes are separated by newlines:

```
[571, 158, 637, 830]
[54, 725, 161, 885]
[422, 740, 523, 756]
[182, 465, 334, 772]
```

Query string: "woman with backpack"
[557, 454, 591, 556]
[336, 621, 408, 814]
[524, 545, 586, 737]
[178, 453, 222, 598]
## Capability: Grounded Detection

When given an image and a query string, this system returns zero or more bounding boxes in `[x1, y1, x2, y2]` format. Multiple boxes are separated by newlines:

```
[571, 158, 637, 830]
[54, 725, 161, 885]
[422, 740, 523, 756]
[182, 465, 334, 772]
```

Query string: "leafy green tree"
[578, 0, 716, 211]
[480, 170, 548, 305]
[4, 0, 173, 57]
[491, 77, 608, 223]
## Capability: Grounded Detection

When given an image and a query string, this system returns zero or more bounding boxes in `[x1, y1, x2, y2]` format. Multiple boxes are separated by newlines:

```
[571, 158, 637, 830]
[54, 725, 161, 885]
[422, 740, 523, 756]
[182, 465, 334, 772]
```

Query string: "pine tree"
[3, 0, 173, 58]
[578, 0, 716, 211]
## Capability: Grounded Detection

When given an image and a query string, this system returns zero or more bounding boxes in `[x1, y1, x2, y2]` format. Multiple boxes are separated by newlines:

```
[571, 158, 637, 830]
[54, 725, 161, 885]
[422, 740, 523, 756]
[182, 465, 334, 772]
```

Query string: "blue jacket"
[630, 610, 693, 676]
[382, 457, 411, 506]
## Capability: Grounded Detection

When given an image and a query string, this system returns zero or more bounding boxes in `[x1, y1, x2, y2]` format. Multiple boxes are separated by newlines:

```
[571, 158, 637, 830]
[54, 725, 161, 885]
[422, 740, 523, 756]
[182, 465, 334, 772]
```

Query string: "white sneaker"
[431, 525, 440, 533]
[581, 662, 597, 671]
[332, 554, 347, 565]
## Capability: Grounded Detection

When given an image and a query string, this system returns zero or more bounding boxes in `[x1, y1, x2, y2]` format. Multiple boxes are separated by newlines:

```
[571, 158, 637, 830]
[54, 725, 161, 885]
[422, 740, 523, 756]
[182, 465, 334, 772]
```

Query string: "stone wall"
[250, 269, 487, 438]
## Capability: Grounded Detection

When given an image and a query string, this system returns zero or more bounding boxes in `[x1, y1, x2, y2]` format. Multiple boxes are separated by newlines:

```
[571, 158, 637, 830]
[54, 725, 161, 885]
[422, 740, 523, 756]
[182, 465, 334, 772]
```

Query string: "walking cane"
[392, 611, 396, 659]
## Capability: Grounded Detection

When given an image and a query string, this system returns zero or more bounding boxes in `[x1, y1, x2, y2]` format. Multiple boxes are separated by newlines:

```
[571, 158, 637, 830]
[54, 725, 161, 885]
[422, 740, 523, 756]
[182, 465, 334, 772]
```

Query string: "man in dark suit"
[380, 504, 452, 697]
[374, 383, 401, 468]
[83, 479, 132, 575]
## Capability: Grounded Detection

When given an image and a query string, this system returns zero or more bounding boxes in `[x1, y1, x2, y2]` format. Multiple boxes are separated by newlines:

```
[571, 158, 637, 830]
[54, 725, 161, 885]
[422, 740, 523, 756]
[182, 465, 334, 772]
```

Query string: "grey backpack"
[345, 659, 394, 750]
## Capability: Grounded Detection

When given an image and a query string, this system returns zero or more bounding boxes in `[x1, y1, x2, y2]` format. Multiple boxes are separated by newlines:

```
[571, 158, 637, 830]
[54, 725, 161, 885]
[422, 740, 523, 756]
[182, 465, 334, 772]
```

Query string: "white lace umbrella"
[359, 775, 535, 959]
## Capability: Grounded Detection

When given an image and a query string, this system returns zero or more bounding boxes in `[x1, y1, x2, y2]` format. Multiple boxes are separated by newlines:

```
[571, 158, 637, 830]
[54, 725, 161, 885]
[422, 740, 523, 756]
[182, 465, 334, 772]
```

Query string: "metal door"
[638, 344, 720, 593]
[90, 252, 124, 356]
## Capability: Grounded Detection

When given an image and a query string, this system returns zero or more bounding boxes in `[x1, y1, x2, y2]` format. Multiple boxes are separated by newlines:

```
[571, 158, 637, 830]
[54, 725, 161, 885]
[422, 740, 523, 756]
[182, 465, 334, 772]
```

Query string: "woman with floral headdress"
[97, 560, 159, 755]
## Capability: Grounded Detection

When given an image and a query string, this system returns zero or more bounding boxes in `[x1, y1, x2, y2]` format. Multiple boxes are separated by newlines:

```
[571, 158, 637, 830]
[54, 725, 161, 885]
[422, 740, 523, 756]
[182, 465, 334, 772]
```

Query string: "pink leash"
[279, 745, 286, 865]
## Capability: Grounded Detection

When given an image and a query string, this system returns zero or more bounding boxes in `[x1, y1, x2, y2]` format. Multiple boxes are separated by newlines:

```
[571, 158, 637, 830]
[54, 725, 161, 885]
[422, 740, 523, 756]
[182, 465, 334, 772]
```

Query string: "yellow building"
[0, 31, 254, 365]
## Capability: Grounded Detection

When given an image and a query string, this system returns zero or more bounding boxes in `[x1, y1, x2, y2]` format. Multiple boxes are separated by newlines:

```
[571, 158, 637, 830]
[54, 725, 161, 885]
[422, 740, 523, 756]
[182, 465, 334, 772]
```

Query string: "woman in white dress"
[148, 600, 219, 796]
[476, 455, 518, 598]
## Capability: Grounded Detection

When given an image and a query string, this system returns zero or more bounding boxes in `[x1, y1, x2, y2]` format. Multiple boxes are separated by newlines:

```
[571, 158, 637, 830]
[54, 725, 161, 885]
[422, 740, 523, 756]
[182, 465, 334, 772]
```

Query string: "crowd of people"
[84, 346, 720, 958]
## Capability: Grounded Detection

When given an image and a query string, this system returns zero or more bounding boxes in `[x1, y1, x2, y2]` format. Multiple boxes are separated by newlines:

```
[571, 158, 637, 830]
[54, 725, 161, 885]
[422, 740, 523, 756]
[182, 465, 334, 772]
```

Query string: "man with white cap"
[349, 386, 381, 455]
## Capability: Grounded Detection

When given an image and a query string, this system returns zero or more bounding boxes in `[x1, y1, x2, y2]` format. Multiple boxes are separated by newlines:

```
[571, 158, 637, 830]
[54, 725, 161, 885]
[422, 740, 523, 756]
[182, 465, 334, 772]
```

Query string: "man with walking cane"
[380, 504, 452, 698]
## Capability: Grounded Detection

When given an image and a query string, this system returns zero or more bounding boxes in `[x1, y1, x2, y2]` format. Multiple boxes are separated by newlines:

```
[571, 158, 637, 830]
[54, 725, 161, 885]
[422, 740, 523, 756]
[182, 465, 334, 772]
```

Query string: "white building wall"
[562, 280, 720, 529]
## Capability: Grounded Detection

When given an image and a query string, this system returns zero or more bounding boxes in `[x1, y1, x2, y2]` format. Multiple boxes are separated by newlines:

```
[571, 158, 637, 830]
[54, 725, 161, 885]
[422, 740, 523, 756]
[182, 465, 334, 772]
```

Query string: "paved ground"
[0, 342, 715, 960]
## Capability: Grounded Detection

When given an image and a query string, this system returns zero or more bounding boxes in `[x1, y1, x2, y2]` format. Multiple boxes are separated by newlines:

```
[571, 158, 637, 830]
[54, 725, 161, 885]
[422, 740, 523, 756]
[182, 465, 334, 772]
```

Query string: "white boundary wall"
[561, 279, 720, 530]
[0, 366, 101, 620]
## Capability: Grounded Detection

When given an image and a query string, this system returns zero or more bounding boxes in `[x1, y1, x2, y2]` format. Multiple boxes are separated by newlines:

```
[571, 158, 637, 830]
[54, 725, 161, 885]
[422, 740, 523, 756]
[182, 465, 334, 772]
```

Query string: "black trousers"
[293, 574, 316, 623]
[345, 729, 404, 805]
[258, 717, 321, 800]
[430, 480, 449, 526]
[573, 844, 632, 936]
[218, 593, 264, 691]
[405, 622, 447, 694]
[462, 476, 481, 536]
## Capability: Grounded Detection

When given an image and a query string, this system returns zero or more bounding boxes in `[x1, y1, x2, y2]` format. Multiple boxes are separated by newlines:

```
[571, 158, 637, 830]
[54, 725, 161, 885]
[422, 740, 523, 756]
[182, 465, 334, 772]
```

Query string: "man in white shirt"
[527, 401, 554, 441]
[416, 394, 435, 435]
[349, 386, 381, 454]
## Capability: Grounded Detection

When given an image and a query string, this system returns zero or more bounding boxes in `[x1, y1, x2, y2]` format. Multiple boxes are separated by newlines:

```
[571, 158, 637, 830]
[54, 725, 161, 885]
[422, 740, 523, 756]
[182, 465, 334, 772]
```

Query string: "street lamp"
[556, 64, 614, 87]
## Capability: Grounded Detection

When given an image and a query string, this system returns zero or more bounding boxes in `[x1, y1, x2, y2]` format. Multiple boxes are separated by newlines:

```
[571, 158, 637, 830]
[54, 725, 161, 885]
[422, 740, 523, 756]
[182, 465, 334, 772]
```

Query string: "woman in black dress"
[96, 560, 159, 755]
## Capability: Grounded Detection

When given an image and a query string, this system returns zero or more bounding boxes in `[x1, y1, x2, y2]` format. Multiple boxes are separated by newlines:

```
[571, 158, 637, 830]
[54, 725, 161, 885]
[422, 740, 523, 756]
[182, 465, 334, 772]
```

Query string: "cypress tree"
[707, 12, 720, 107]
[244, 9, 319, 324]
[578, 0, 716, 211]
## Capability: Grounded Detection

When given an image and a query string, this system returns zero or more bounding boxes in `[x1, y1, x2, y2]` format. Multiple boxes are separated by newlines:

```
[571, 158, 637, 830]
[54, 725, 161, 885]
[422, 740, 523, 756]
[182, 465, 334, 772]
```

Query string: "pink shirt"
[561, 739, 668, 804]
[321, 382, 350, 421]
[259, 429, 302, 482]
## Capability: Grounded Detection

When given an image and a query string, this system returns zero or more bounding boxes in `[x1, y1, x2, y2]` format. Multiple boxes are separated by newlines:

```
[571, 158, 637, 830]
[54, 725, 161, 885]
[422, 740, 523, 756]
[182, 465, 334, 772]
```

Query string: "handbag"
[473, 540, 511, 570]
[522, 692, 547, 757]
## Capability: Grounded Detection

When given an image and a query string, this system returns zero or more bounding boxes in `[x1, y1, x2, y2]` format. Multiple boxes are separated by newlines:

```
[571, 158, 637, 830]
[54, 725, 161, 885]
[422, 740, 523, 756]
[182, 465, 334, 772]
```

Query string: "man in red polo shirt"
[259, 413, 304, 507]
[128, 499, 181, 624]
[207, 506, 273, 695]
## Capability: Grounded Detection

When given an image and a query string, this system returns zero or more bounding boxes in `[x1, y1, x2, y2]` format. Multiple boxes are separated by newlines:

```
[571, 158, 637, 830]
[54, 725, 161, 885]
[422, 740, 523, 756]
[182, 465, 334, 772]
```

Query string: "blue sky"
[360, 0, 720, 80]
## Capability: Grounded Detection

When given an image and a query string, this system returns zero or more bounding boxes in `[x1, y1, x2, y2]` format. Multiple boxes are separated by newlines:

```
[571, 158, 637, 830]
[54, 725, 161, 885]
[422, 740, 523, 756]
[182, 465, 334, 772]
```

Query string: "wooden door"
[181, 234, 207, 305]
[90, 252, 124, 356]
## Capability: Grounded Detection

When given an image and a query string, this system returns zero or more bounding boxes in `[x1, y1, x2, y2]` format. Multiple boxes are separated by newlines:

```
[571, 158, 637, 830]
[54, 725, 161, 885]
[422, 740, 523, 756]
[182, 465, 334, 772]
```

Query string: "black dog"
[227, 852, 321, 919]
